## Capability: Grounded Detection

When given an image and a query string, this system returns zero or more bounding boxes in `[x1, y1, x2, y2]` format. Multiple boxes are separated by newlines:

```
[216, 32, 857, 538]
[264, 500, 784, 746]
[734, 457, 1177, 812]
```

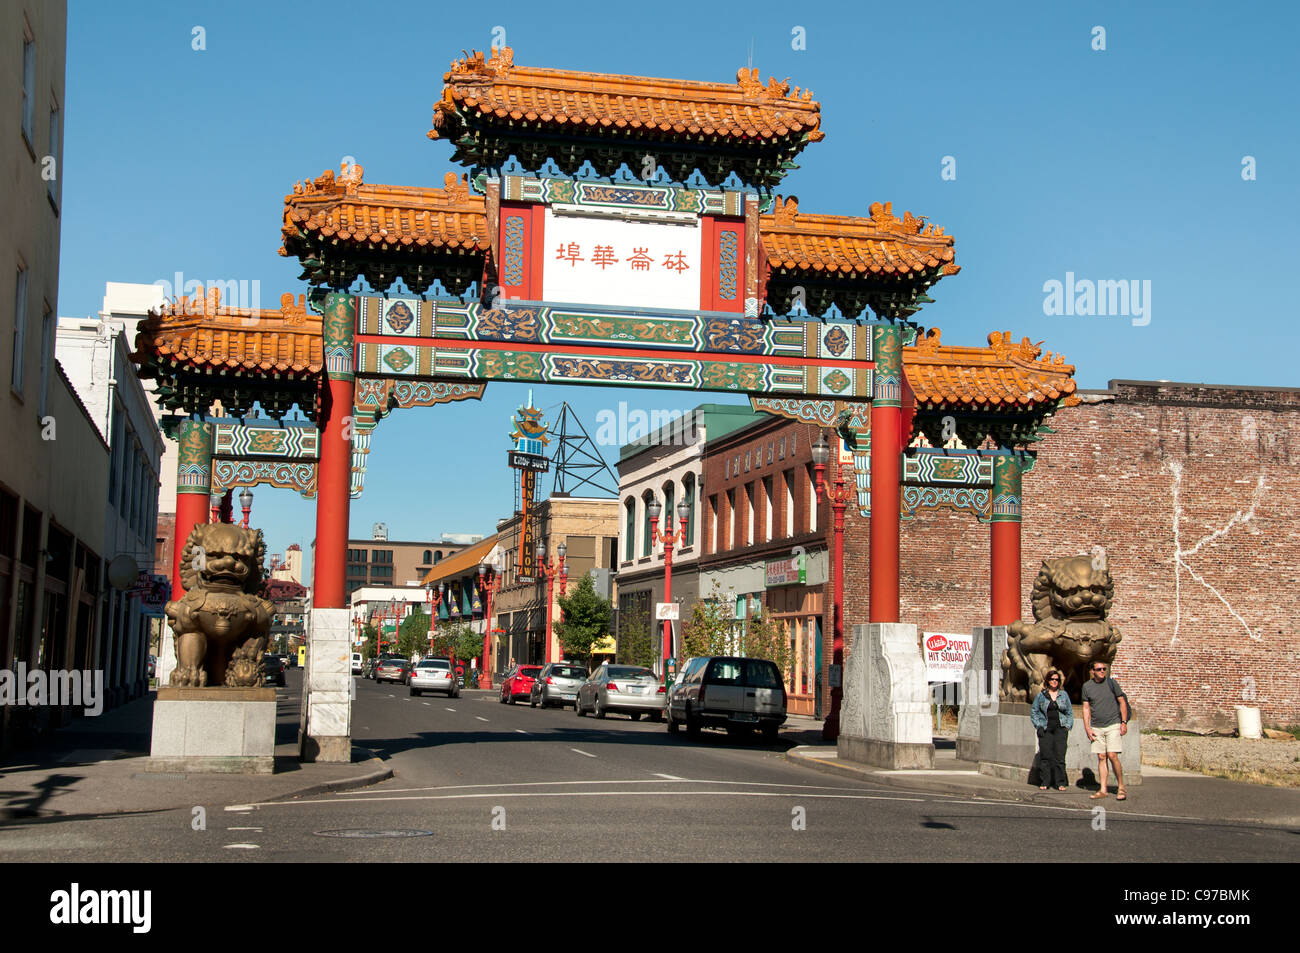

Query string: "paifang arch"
[133, 47, 1077, 760]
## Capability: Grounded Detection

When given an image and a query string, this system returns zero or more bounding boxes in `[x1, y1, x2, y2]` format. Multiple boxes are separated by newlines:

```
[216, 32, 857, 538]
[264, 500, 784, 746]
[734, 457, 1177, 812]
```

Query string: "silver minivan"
[666, 656, 786, 741]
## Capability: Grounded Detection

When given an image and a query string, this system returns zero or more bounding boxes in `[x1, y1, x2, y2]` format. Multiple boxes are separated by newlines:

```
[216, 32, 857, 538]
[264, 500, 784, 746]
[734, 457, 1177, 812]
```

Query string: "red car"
[499, 665, 544, 704]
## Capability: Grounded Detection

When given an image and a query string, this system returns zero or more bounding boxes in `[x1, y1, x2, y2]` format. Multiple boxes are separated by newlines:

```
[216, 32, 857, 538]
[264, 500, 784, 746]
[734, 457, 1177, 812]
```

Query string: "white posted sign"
[542, 209, 702, 311]
[923, 632, 973, 683]
[655, 602, 680, 621]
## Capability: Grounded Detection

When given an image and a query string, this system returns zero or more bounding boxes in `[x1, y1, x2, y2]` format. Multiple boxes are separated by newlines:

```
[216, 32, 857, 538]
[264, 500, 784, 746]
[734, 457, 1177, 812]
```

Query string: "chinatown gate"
[134, 48, 1078, 761]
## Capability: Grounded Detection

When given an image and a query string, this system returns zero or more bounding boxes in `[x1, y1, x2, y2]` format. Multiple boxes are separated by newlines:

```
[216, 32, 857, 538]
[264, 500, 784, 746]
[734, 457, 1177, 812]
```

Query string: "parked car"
[366, 653, 399, 679]
[284, 652, 297, 669]
[410, 657, 461, 698]
[665, 656, 786, 742]
[575, 664, 665, 721]
[262, 653, 286, 687]
[374, 656, 411, 684]
[351, 653, 364, 675]
[499, 665, 543, 704]
[529, 662, 588, 709]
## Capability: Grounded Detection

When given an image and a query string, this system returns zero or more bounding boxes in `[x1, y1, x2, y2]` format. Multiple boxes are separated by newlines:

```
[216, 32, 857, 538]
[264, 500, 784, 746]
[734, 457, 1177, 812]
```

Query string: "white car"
[409, 657, 461, 698]
[351, 653, 364, 675]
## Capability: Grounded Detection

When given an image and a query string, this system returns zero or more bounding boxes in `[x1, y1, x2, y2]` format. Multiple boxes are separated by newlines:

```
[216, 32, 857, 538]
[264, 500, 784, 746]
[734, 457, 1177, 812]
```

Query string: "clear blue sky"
[57, 0, 1299, 578]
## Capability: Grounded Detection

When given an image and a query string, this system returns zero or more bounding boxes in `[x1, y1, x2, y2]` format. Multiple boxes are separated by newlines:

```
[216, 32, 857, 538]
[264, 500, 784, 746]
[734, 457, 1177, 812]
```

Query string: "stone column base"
[977, 705, 1142, 786]
[300, 608, 352, 763]
[148, 686, 276, 774]
[837, 622, 935, 770]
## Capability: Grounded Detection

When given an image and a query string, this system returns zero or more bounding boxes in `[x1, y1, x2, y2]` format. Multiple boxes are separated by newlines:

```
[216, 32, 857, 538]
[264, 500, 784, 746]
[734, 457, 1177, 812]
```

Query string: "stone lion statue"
[999, 554, 1122, 703]
[166, 523, 273, 688]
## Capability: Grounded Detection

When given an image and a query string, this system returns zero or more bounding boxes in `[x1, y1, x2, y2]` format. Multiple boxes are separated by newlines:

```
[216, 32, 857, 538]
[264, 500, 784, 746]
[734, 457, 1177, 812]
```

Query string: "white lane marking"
[569, 748, 597, 758]
[516, 729, 529, 734]
[334, 778, 878, 796]
[475, 716, 489, 722]
[386, 694, 395, 698]
[403, 698, 411, 702]
[652, 773, 684, 780]
[446, 708, 456, 712]
[224, 843, 260, 849]
[236, 790, 927, 808]
[224, 805, 256, 812]
[423, 702, 431, 706]
[226, 827, 263, 832]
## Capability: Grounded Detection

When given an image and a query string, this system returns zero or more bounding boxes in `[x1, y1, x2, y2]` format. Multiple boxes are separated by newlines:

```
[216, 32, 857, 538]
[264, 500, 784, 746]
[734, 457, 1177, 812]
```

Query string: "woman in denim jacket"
[1030, 667, 1073, 791]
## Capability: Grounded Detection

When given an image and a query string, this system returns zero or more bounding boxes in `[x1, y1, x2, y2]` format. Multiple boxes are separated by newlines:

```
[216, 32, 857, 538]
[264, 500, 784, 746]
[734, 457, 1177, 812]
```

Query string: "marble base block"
[838, 623, 935, 769]
[148, 687, 277, 773]
[300, 608, 352, 763]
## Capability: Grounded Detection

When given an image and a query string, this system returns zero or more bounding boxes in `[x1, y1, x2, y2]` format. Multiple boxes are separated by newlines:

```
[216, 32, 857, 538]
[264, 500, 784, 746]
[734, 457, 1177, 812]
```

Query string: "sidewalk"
[0, 683, 390, 821]
[781, 718, 1300, 828]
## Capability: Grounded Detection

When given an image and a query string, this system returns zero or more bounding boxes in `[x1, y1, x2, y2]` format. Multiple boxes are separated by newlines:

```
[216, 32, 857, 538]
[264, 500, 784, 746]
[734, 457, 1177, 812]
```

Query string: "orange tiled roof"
[281, 166, 489, 257]
[761, 198, 959, 278]
[429, 47, 824, 146]
[905, 329, 1079, 409]
[133, 288, 322, 376]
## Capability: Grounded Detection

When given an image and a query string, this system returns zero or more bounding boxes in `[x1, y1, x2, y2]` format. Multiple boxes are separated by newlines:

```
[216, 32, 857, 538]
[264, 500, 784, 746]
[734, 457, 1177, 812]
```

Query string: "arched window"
[682, 472, 696, 545]
[662, 481, 675, 540]
[434, 551, 442, 563]
[624, 498, 636, 562]
[642, 490, 655, 557]
[423, 550, 432, 563]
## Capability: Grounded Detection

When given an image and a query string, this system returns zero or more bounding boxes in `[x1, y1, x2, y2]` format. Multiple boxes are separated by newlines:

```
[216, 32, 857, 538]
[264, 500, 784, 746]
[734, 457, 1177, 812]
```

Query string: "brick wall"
[840, 382, 1300, 732]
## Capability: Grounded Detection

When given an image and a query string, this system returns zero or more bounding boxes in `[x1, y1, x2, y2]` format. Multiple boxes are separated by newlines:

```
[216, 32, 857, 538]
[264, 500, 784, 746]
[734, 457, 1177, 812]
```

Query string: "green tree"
[553, 574, 612, 665]
[431, 621, 482, 664]
[361, 624, 379, 660]
[617, 597, 656, 668]
[398, 607, 432, 658]
[682, 581, 738, 659]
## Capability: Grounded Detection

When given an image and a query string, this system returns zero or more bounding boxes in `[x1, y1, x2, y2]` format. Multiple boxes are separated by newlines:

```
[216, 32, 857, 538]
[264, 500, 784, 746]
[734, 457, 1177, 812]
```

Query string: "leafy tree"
[681, 582, 792, 680]
[431, 621, 482, 665]
[553, 574, 612, 665]
[361, 624, 379, 660]
[617, 596, 656, 668]
[398, 607, 432, 658]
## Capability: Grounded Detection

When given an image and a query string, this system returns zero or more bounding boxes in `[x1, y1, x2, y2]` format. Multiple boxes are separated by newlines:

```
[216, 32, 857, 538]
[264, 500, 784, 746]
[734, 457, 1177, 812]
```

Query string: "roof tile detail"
[281, 165, 489, 257]
[429, 47, 823, 146]
[133, 289, 322, 377]
[761, 198, 959, 277]
[905, 328, 1078, 409]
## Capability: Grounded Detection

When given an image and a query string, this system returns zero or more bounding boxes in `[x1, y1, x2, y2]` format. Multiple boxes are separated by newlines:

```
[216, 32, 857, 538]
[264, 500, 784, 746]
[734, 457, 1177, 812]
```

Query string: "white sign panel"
[542, 208, 701, 311]
[924, 632, 973, 683]
[655, 602, 680, 621]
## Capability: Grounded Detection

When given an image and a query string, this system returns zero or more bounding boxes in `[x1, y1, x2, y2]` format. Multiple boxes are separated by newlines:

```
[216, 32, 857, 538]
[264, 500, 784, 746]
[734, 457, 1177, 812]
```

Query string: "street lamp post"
[536, 541, 566, 664]
[210, 490, 223, 524]
[478, 558, 502, 688]
[426, 582, 445, 660]
[812, 433, 851, 742]
[239, 487, 254, 528]
[649, 496, 691, 682]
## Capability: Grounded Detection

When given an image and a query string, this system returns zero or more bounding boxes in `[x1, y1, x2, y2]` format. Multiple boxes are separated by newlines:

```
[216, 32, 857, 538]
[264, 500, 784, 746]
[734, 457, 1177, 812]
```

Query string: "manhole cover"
[314, 829, 432, 839]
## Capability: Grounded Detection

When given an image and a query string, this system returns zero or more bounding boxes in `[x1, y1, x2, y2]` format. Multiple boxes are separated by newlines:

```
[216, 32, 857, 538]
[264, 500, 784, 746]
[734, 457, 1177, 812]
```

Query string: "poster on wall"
[923, 632, 972, 683]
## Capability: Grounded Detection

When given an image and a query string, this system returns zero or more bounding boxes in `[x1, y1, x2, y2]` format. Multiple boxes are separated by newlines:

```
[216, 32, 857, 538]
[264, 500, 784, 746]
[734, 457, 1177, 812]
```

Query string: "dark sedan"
[262, 653, 286, 687]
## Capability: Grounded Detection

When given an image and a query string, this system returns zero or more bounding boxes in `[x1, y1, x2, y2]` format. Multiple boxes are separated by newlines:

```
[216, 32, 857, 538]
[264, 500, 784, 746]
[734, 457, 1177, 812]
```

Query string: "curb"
[263, 751, 393, 803]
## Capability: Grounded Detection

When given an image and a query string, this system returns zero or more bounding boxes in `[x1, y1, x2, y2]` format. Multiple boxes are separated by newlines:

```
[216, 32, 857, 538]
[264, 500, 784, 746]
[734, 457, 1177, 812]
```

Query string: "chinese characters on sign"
[555, 243, 692, 273]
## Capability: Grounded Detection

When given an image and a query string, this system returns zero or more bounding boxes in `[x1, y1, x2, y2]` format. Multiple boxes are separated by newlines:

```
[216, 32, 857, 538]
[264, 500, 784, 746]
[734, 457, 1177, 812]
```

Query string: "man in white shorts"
[1082, 661, 1129, 800]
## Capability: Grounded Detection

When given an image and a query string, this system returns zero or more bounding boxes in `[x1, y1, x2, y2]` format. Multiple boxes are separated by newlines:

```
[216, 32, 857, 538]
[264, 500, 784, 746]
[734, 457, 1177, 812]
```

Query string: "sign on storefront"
[923, 632, 973, 682]
[765, 555, 806, 587]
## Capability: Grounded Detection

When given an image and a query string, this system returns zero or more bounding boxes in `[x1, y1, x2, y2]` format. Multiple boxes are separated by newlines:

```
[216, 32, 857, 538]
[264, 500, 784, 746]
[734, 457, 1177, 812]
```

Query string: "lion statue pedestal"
[971, 555, 1142, 786]
[147, 524, 278, 774]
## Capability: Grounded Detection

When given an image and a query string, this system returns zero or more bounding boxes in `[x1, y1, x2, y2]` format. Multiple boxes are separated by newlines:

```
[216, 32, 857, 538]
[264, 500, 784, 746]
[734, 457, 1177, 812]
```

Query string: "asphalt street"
[0, 672, 1293, 862]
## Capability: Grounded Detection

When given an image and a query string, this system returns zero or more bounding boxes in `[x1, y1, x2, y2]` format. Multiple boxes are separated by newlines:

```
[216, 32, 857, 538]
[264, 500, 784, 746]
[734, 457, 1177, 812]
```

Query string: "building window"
[37, 305, 52, 418]
[745, 482, 754, 546]
[22, 35, 35, 150]
[624, 498, 635, 562]
[12, 265, 28, 394]
[682, 472, 696, 546]
[763, 475, 773, 543]
[434, 551, 442, 563]
[47, 101, 60, 208]
[641, 490, 654, 557]
[423, 550, 432, 563]
[662, 481, 675, 538]
[807, 463, 818, 532]
[784, 469, 795, 537]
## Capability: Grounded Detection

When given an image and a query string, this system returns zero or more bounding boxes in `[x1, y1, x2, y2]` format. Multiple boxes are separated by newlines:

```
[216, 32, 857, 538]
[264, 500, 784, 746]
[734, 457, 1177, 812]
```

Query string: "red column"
[171, 419, 214, 599]
[662, 535, 674, 676]
[313, 293, 356, 609]
[990, 454, 1024, 625]
[868, 407, 901, 623]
